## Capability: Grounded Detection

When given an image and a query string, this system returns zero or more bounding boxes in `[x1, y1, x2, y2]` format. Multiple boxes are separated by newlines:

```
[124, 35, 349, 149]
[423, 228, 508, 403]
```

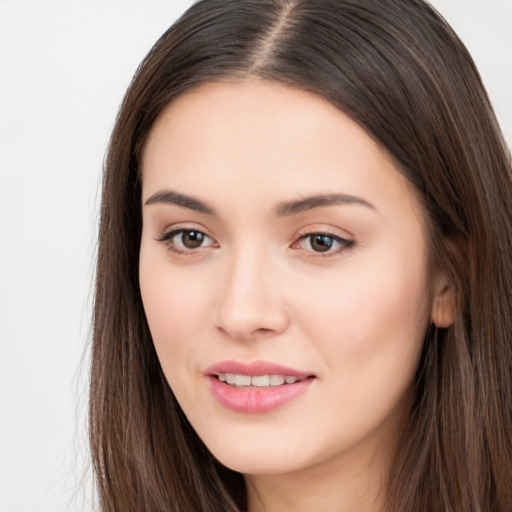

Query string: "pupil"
[182, 231, 204, 249]
[311, 234, 333, 252]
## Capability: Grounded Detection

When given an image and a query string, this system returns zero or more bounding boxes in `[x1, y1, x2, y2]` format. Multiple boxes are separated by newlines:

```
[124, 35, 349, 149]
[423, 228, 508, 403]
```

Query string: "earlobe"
[431, 282, 455, 328]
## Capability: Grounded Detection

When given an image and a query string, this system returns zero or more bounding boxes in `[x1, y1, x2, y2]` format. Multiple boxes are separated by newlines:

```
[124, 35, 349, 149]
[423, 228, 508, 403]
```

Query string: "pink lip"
[205, 360, 315, 414]
[205, 360, 313, 379]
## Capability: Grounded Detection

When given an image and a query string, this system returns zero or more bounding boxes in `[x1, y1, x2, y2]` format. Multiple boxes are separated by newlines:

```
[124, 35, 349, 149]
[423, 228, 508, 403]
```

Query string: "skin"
[139, 79, 451, 512]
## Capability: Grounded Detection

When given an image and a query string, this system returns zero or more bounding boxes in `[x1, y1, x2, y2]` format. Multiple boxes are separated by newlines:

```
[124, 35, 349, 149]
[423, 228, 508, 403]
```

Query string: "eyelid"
[155, 221, 214, 240]
[293, 222, 355, 239]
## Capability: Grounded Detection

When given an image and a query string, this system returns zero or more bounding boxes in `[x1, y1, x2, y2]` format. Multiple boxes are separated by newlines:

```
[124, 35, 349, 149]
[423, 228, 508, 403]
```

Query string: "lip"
[205, 360, 313, 379]
[205, 360, 315, 413]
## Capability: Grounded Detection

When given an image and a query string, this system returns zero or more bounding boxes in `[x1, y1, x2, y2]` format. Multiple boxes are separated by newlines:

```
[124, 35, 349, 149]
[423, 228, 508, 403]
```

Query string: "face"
[139, 79, 436, 479]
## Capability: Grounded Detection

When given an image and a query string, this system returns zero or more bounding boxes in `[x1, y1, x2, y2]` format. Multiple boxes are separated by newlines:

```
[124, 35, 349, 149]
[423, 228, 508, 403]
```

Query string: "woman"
[90, 0, 512, 510]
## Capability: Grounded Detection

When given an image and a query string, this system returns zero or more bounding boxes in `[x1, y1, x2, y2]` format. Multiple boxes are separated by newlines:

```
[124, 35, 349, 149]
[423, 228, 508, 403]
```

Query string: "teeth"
[252, 375, 270, 387]
[235, 374, 252, 386]
[270, 375, 285, 386]
[217, 373, 301, 387]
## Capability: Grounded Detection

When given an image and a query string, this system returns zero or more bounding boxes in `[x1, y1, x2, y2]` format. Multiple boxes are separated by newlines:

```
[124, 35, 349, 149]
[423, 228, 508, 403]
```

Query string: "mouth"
[205, 361, 316, 413]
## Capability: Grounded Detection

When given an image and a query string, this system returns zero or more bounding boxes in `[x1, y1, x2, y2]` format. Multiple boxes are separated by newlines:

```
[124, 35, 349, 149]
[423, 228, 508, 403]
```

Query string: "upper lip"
[205, 360, 315, 378]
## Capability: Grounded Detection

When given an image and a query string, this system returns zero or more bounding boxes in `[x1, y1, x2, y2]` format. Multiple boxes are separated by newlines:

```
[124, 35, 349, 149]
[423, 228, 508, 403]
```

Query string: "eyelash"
[155, 228, 355, 257]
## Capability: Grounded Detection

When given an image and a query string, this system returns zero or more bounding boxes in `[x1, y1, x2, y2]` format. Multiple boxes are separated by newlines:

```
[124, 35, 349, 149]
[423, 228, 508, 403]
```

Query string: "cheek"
[283, 256, 431, 453]
[294, 245, 431, 391]
[139, 249, 216, 378]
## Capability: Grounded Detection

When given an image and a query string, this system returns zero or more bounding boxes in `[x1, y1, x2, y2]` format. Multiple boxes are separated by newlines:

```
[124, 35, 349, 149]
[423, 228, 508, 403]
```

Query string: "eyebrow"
[143, 189, 375, 216]
[275, 193, 376, 216]
[144, 190, 216, 214]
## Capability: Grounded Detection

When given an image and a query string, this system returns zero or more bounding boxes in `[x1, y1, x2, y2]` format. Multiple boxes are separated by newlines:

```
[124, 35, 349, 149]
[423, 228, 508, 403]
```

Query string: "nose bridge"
[215, 242, 288, 340]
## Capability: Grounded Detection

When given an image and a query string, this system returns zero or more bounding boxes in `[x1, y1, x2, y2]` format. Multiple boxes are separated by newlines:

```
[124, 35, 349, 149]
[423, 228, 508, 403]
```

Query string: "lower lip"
[207, 376, 314, 413]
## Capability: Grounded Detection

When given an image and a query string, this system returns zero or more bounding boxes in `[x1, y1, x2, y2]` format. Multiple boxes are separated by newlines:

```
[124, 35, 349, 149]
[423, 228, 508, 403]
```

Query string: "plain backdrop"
[0, 1, 510, 511]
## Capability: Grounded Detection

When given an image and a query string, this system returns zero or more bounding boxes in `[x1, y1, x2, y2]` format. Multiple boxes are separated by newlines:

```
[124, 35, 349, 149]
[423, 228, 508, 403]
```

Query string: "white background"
[0, 1, 510, 511]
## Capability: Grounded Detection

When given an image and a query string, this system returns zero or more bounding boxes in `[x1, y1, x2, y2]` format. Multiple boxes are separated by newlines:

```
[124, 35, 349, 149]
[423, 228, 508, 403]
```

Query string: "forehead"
[141, 79, 419, 218]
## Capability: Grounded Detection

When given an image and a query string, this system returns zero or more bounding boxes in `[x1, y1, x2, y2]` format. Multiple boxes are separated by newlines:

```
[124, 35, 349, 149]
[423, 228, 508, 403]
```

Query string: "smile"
[205, 361, 316, 413]
[217, 373, 303, 387]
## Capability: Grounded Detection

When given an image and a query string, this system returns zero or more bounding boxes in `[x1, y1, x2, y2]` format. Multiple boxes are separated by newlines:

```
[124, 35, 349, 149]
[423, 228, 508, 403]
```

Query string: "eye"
[156, 228, 217, 253]
[176, 230, 209, 249]
[294, 232, 354, 254]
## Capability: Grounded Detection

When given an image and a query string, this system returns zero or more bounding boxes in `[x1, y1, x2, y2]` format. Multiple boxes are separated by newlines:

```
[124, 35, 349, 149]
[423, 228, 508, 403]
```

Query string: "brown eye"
[157, 228, 216, 253]
[310, 234, 334, 252]
[180, 230, 205, 249]
[293, 232, 354, 255]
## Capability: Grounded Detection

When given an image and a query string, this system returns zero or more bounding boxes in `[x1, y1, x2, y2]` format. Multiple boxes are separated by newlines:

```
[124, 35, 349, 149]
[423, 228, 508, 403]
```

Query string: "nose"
[215, 248, 290, 341]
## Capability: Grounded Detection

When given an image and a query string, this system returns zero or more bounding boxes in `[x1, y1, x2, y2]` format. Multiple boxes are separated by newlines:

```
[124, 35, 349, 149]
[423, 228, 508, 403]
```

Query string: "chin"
[199, 429, 311, 476]
[214, 451, 301, 476]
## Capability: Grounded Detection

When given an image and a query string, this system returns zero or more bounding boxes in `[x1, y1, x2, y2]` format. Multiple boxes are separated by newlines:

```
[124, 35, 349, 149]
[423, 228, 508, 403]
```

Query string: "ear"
[431, 279, 455, 328]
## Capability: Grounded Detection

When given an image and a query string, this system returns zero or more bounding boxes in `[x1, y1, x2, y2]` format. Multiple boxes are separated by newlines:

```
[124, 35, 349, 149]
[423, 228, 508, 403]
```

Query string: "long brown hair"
[90, 1, 512, 510]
